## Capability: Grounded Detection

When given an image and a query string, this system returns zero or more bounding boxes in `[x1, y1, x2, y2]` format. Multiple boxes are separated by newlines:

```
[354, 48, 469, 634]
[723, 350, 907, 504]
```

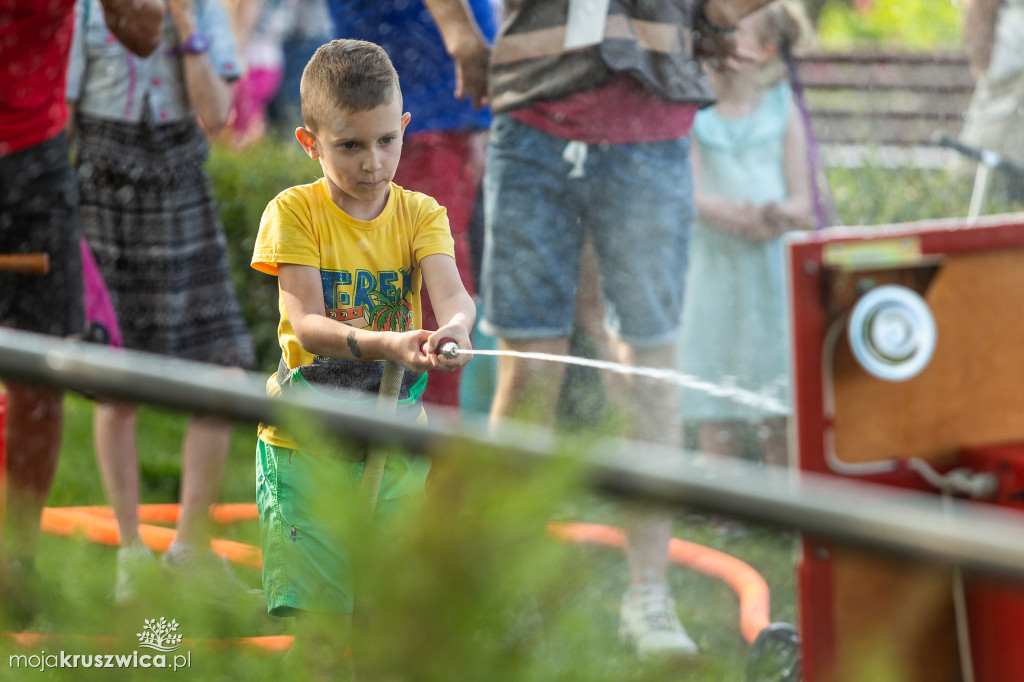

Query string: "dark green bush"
[208, 137, 317, 371]
[827, 163, 1023, 227]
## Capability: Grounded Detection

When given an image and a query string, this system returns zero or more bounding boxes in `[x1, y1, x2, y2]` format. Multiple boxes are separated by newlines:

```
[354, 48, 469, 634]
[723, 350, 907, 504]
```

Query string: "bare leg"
[609, 341, 681, 587]
[2, 381, 64, 625]
[93, 401, 141, 546]
[4, 381, 64, 560]
[621, 505, 674, 585]
[488, 337, 570, 431]
[490, 334, 681, 585]
[610, 340, 698, 657]
[175, 415, 233, 547]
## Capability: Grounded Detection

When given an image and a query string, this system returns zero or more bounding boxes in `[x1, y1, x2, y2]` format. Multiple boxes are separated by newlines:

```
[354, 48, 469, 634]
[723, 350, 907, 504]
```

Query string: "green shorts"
[256, 440, 431, 616]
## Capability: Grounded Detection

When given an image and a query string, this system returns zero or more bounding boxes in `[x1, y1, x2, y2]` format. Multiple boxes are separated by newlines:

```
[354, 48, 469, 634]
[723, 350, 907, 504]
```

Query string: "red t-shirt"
[0, 0, 76, 156]
[509, 74, 697, 145]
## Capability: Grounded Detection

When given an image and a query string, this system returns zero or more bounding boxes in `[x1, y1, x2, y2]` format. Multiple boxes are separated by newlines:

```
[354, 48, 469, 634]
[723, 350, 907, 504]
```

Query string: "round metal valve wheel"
[847, 284, 936, 382]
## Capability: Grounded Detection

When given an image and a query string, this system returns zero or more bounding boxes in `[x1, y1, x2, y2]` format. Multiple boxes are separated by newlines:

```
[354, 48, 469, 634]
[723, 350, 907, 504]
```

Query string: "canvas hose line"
[360, 359, 404, 515]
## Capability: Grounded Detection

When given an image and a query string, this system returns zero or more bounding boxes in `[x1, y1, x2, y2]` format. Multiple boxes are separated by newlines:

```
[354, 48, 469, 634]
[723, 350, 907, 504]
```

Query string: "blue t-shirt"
[329, 0, 496, 135]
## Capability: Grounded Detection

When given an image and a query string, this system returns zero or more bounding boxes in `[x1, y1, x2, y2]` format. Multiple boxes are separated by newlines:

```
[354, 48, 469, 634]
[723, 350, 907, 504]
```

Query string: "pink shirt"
[509, 74, 697, 145]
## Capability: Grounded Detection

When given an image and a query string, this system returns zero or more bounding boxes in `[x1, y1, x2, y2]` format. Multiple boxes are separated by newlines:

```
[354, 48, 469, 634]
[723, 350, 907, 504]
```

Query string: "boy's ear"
[295, 127, 321, 159]
[401, 112, 411, 136]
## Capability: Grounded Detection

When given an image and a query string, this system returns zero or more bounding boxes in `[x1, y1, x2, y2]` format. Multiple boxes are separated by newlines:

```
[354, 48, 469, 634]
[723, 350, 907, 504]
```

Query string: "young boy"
[251, 39, 474, 675]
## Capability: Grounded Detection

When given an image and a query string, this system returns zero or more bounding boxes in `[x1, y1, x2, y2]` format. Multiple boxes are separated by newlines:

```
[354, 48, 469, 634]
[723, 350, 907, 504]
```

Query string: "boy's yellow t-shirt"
[251, 177, 455, 447]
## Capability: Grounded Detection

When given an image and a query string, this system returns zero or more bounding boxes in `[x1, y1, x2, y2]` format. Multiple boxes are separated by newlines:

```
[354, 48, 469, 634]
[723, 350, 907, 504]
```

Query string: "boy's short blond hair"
[300, 39, 402, 135]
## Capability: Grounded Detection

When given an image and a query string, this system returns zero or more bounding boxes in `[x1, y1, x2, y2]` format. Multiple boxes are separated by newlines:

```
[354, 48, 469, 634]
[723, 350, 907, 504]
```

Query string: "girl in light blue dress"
[677, 0, 813, 465]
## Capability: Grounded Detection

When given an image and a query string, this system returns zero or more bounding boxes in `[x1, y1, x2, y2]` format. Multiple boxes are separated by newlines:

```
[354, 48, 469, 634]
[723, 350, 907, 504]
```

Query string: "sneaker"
[113, 543, 155, 605]
[162, 545, 264, 605]
[618, 584, 699, 660]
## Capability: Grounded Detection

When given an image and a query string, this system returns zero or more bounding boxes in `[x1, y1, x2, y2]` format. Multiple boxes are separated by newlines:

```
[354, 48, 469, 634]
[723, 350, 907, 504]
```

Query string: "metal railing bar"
[3, 328, 1024, 581]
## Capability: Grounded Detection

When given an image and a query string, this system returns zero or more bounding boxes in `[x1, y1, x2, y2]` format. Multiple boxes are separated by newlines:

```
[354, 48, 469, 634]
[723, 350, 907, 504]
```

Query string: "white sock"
[118, 541, 152, 559]
[625, 583, 670, 600]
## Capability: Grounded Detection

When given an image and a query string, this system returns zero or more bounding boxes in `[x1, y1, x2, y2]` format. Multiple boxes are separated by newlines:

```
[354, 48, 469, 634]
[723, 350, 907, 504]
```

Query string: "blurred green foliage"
[815, 0, 962, 51]
[827, 162, 1024, 226]
[207, 136, 316, 372]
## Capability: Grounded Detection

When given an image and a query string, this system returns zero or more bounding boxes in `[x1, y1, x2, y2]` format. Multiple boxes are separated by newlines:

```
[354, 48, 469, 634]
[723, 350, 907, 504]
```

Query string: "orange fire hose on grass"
[36, 504, 773, 649]
[40, 506, 263, 570]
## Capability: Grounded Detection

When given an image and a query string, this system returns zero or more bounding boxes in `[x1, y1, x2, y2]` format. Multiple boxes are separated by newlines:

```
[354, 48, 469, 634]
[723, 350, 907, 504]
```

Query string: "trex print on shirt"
[320, 265, 416, 334]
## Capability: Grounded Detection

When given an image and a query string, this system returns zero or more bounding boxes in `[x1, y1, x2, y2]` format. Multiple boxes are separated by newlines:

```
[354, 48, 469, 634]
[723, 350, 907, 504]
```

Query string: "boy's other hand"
[384, 326, 471, 373]
[387, 329, 437, 374]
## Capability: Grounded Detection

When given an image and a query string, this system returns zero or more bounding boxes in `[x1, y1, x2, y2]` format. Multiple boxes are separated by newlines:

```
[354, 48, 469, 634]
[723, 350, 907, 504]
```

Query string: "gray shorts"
[480, 114, 694, 349]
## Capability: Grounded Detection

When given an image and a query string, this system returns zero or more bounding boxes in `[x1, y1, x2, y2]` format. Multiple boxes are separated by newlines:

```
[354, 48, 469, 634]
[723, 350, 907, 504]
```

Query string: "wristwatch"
[168, 31, 209, 56]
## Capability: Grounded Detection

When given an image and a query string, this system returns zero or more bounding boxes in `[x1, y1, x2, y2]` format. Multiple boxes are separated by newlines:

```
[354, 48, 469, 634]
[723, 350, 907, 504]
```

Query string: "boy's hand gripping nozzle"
[422, 339, 460, 359]
[438, 341, 460, 359]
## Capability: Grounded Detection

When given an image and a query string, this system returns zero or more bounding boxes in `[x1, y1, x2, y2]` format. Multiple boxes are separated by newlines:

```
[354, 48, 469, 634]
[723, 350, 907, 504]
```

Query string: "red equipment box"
[786, 214, 1024, 682]
[0, 391, 5, 478]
